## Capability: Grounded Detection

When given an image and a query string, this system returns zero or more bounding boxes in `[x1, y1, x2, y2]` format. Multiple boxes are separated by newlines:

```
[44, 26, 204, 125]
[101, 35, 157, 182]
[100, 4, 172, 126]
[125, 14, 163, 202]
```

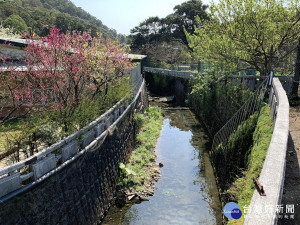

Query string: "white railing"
[0, 74, 145, 200]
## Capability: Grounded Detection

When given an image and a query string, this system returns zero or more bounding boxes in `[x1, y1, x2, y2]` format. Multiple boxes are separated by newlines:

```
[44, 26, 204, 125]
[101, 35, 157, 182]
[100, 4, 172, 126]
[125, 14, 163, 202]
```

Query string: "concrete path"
[279, 104, 300, 225]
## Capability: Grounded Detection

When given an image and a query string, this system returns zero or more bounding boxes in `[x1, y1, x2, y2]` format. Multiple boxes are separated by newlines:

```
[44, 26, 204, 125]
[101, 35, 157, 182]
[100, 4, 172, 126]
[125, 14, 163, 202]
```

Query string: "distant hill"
[0, 0, 126, 42]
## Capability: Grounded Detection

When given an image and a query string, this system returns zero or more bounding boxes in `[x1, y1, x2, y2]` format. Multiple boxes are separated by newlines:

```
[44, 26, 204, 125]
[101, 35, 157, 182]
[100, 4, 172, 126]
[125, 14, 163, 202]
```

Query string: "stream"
[103, 108, 222, 225]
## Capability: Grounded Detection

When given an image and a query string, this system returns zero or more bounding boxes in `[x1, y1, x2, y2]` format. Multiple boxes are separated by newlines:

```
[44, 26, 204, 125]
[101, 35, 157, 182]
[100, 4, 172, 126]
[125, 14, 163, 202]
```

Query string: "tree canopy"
[186, 0, 300, 76]
[129, 0, 208, 61]
[3, 14, 28, 34]
[0, 27, 132, 127]
[0, 0, 126, 42]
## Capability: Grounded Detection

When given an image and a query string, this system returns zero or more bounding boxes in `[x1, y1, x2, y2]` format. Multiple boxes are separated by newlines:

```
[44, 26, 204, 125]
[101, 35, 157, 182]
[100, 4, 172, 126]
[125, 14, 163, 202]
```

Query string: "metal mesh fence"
[211, 77, 269, 152]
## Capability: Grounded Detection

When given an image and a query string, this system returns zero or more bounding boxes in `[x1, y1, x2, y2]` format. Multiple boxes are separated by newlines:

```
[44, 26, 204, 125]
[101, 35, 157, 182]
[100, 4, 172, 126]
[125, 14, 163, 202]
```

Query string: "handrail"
[143, 67, 197, 79]
[244, 78, 289, 224]
[143, 67, 293, 93]
[211, 78, 269, 151]
[0, 97, 125, 177]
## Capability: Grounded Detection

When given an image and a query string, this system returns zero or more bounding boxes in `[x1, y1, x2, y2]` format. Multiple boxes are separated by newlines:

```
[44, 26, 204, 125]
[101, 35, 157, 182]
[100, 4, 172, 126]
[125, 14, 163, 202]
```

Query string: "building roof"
[127, 54, 147, 62]
[0, 37, 28, 48]
[0, 37, 147, 62]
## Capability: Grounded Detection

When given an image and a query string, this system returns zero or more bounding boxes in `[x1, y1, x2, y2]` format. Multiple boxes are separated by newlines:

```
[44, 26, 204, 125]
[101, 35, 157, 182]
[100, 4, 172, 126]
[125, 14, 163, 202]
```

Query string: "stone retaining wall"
[0, 74, 148, 224]
[244, 78, 289, 225]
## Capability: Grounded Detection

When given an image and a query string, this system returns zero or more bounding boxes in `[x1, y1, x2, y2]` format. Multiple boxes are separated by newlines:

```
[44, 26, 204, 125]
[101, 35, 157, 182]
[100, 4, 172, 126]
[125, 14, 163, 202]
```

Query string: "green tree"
[0, 3, 18, 18]
[0, 0, 123, 40]
[169, 0, 209, 47]
[55, 13, 74, 33]
[3, 14, 28, 34]
[129, 0, 208, 52]
[39, 0, 117, 39]
[130, 16, 163, 49]
[186, 0, 300, 76]
[30, 8, 56, 36]
[22, 0, 43, 8]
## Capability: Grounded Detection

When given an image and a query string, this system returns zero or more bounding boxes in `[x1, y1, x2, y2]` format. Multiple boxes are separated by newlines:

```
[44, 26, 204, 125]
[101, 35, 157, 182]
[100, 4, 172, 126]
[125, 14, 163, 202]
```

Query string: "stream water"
[103, 108, 222, 225]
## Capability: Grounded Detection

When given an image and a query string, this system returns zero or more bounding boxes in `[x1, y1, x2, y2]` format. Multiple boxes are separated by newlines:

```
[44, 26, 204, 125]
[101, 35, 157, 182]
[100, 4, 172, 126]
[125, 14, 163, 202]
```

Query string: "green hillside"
[0, 0, 126, 42]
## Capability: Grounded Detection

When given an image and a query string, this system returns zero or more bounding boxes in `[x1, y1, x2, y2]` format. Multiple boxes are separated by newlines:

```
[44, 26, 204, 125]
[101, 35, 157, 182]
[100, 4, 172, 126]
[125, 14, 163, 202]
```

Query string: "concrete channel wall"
[143, 67, 197, 79]
[144, 68, 290, 224]
[143, 67, 293, 93]
[0, 71, 148, 224]
[244, 78, 289, 225]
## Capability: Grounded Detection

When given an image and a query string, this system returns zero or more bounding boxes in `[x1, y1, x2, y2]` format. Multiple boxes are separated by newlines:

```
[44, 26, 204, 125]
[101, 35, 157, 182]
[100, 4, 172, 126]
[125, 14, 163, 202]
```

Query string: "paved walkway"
[279, 104, 300, 225]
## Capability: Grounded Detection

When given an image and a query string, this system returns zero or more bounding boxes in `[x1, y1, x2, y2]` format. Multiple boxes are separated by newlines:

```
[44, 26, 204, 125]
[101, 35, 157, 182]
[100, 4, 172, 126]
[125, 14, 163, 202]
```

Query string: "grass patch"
[226, 105, 273, 224]
[117, 107, 163, 190]
[213, 112, 258, 192]
[0, 118, 28, 153]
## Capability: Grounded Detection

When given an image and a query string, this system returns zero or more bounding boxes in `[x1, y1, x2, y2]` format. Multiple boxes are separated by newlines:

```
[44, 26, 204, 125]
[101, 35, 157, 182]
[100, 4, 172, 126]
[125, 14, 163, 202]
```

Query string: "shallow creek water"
[103, 109, 222, 225]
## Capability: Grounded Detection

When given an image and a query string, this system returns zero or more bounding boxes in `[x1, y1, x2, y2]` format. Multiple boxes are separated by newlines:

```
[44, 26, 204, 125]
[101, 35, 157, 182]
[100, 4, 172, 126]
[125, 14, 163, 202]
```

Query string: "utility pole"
[291, 38, 300, 99]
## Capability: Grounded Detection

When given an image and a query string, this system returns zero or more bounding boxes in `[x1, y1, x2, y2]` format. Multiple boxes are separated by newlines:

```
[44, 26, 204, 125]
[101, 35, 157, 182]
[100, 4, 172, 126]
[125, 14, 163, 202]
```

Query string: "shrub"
[188, 69, 252, 137]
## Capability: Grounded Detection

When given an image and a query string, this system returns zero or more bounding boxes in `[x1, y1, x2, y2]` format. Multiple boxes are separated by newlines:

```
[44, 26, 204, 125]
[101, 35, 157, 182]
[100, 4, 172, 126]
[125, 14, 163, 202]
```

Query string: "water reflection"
[103, 109, 222, 225]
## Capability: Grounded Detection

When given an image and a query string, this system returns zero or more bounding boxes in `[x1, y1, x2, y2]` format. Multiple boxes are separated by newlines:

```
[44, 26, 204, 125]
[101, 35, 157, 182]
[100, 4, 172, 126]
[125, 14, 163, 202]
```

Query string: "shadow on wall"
[144, 72, 191, 106]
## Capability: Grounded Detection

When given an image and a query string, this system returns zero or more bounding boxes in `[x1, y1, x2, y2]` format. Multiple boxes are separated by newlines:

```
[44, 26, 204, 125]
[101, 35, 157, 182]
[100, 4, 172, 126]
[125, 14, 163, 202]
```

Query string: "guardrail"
[143, 67, 197, 79]
[0, 75, 145, 201]
[244, 77, 289, 224]
[143, 67, 293, 93]
[212, 78, 268, 152]
[226, 75, 268, 91]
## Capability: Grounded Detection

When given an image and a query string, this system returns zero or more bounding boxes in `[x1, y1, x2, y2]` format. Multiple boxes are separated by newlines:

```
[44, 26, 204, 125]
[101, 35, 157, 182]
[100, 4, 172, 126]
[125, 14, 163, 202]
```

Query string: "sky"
[70, 0, 214, 35]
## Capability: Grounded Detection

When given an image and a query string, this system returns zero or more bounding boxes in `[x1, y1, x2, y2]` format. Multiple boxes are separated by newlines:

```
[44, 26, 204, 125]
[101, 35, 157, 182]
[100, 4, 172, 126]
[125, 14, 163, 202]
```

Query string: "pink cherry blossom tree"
[87, 34, 134, 97]
[0, 27, 134, 128]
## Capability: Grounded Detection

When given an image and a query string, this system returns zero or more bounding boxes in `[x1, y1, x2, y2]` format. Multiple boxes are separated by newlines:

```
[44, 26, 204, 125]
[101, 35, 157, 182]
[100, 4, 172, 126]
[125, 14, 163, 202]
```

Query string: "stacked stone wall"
[0, 76, 147, 225]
